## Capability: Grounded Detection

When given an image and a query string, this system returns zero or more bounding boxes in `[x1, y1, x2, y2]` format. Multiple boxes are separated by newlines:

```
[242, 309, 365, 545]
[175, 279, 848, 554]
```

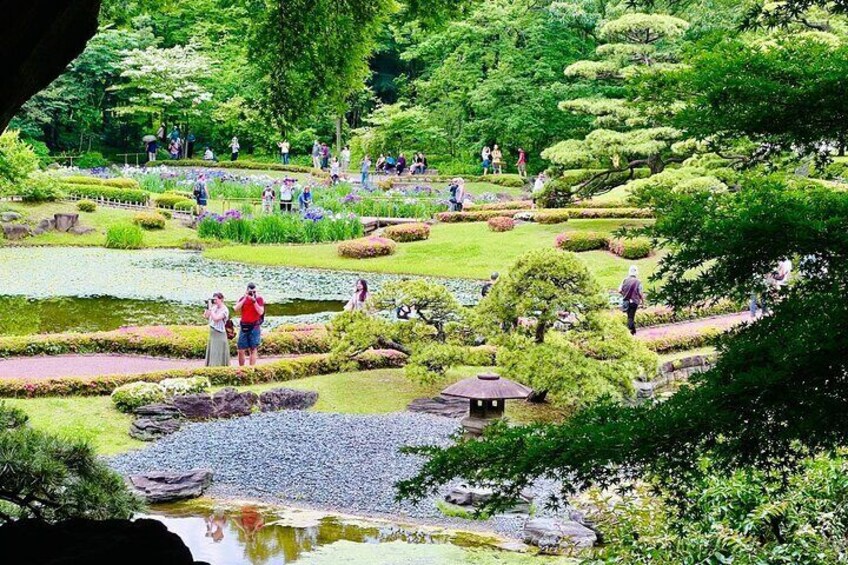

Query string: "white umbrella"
[142, 135, 157, 143]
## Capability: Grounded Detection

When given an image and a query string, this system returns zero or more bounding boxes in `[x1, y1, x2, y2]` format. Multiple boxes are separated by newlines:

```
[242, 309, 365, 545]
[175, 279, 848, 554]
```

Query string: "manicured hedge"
[133, 211, 166, 230]
[61, 176, 141, 189]
[0, 325, 330, 359]
[569, 199, 630, 208]
[436, 207, 651, 223]
[76, 199, 97, 212]
[466, 200, 533, 211]
[485, 174, 526, 188]
[383, 222, 431, 242]
[436, 210, 518, 222]
[146, 159, 327, 177]
[535, 210, 571, 224]
[487, 216, 515, 232]
[641, 328, 721, 354]
[555, 231, 609, 252]
[634, 301, 742, 327]
[568, 208, 653, 219]
[0, 351, 406, 398]
[154, 193, 194, 209]
[63, 183, 149, 205]
[337, 236, 397, 258]
[609, 238, 653, 259]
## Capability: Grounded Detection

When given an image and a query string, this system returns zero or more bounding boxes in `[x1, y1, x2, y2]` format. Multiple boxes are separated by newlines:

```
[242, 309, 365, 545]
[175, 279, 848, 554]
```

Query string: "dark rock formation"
[0, 212, 22, 222]
[54, 213, 79, 232]
[0, 517, 207, 565]
[407, 395, 468, 418]
[212, 387, 258, 418]
[0, 1, 102, 130]
[523, 517, 597, 550]
[259, 388, 318, 412]
[172, 394, 216, 420]
[1, 223, 30, 240]
[130, 404, 183, 441]
[128, 469, 213, 503]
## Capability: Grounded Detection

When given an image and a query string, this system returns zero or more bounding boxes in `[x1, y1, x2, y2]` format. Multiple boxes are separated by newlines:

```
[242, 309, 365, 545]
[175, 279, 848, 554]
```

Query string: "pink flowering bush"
[337, 236, 397, 258]
[487, 216, 515, 232]
[383, 223, 431, 242]
[555, 231, 609, 252]
[609, 237, 653, 259]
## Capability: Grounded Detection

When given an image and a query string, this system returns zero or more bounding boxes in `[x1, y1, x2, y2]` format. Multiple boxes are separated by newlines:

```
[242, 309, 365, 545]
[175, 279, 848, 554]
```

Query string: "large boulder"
[54, 212, 79, 232]
[408, 396, 468, 418]
[37, 217, 55, 231]
[212, 387, 258, 418]
[0, 518, 207, 565]
[523, 517, 597, 550]
[0, 211, 22, 222]
[258, 388, 318, 412]
[129, 469, 213, 503]
[1, 223, 30, 240]
[130, 404, 183, 441]
[69, 224, 96, 235]
[172, 393, 216, 420]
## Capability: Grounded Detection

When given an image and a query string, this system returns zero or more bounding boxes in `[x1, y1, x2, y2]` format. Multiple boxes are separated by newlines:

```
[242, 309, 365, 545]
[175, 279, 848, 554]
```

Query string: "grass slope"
[206, 219, 660, 289]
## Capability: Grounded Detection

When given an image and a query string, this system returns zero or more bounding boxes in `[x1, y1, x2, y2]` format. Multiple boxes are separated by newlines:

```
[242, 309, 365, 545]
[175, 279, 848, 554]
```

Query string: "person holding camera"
[234, 282, 265, 366]
[203, 292, 230, 367]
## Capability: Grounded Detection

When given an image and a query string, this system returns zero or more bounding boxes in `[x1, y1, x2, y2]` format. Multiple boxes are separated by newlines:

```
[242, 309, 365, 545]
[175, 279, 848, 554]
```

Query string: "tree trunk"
[335, 115, 342, 155]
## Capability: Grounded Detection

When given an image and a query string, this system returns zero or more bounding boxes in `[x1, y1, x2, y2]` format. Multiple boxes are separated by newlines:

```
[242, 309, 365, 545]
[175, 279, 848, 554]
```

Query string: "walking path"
[634, 312, 748, 341]
[0, 354, 290, 380]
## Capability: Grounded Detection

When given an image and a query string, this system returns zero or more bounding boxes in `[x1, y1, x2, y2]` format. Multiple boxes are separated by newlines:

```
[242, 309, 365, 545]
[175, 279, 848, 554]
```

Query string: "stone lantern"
[441, 372, 532, 437]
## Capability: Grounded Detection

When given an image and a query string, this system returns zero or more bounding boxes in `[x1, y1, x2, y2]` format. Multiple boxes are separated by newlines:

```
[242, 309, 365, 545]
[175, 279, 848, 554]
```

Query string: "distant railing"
[116, 152, 147, 166]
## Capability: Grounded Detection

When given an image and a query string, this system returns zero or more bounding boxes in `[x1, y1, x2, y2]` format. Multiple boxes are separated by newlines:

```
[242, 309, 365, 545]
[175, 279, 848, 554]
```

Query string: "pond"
[0, 247, 482, 335]
[144, 502, 567, 565]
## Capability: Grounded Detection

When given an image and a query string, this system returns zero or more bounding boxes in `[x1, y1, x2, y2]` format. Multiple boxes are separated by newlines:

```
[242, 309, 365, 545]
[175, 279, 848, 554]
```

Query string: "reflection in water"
[146, 504, 460, 565]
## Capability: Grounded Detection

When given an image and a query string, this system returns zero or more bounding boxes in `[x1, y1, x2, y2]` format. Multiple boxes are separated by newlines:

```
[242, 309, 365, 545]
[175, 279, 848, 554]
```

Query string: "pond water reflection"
[145, 503, 549, 565]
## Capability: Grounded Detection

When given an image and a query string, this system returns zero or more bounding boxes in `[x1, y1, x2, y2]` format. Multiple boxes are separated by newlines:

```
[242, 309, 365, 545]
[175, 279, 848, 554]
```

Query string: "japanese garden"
[2, 0, 848, 563]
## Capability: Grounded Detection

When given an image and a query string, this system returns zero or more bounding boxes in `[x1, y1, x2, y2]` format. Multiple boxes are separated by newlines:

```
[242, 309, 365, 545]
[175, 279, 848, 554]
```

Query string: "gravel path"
[634, 312, 747, 341]
[0, 354, 290, 380]
[108, 411, 539, 537]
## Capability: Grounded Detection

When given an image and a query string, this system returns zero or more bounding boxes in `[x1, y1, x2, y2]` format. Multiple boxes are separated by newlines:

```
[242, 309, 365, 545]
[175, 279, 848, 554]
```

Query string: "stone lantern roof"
[441, 373, 532, 400]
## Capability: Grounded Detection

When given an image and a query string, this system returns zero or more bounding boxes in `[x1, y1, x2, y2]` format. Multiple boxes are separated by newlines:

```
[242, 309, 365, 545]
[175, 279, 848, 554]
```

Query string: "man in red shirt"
[234, 282, 265, 366]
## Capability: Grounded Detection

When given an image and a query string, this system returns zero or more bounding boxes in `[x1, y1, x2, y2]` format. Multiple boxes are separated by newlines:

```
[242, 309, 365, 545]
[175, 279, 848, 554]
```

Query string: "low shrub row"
[383, 222, 431, 242]
[337, 236, 397, 258]
[0, 324, 330, 359]
[641, 328, 721, 354]
[435, 207, 653, 223]
[0, 351, 406, 398]
[568, 199, 630, 208]
[60, 176, 141, 189]
[435, 210, 516, 222]
[535, 210, 571, 224]
[146, 159, 326, 176]
[555, 231, 609, 252]
[133, 212, 167, 230]
[567, 207, 653, 219]
[608, 238, 653, 259]
[154, 193, 195, 210]
[111, 376, 209, 412]
[487, 216, 515, 232]
[635, 301, 742, 327]
[466, 200, 533, 211]
[63, 183, 149, 205]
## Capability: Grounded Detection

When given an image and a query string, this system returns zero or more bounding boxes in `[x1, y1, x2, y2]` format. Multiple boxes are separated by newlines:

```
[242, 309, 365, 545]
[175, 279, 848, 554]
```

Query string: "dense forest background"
[9, 0, 742, 174]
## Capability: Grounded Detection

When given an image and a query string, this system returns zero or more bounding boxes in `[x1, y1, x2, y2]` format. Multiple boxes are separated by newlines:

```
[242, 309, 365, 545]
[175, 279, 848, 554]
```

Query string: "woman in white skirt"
[204, 292, 230, 366]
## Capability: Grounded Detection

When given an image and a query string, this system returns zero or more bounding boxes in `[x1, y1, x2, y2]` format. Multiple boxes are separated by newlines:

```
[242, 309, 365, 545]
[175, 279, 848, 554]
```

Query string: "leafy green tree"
[0, 131, 39, 195]
[351, 103, 448, 159]
[0, 403, 142, 523]
[372, 279, 462, 341]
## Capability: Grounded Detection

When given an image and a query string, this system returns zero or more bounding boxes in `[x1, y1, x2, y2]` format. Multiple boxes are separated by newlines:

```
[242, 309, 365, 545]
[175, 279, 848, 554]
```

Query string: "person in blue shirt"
[169, 126, 180, 142]
[298, 185, 313, 210]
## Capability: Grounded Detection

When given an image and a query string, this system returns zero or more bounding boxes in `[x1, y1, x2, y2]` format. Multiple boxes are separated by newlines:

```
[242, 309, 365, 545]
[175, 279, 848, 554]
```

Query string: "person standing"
[330, 157, 341, 184]
[193, 173, 209, 213]
[146, 139, 158, 163]
[187, 133, 196, 159]
[516, 148, 527, 178]
[234, 282, 265, 366]
[261, 183, 276, 214]
[340, 145, 351, 171]
[360, 155, 371, 189]
[156, 123, 167, 144]
[203, 292, 230, 367]
[481, 146, 492, 175]
[532, 172, 547, 208]
[229, 137, 240, 161]
[280, 178, 295, 213]
[278, 139, 291, 164]
[320, 143, 330, 170]
[619, 265, 644, 335]
[344, 279, 369, 311]
[491, 145, 504, 174]
[169, 126, 181, 143]
[311, 140, 321, 169]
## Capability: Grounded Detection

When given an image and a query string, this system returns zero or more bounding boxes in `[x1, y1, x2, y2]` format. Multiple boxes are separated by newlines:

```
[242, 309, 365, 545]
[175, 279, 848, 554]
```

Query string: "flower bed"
[0, 324, 330, 359]
[555, 231, 609, 252]
[609, 237, 653, 259]
[383, 222, 431, 242]
[487, 216, 515, 232]
[337, 236, 397, 258]
[111, 376, 210, 412]
[197, 208, 364, 244]
[146, 159, 325, 176]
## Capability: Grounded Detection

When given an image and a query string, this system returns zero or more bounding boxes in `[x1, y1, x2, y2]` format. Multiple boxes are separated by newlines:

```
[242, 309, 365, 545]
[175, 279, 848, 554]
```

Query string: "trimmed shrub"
[102, 177, 141, 189]
[154, 193, 193, 209]
[555, 231, 609, 251]
[173, 200, 196, 212]
[569, 199, 629, 208]
[110, 381, 165, 412]
[567, 207, 653, 219]
[63, 183, 149, 204]
[132, 211, 166, 230]
[536, 178, 577, 209]
[159, 376, 210, 396]
[467, 200, 533, 211]
[146, 158, 326, 177]
[0, 324, 330, 359]
[535, 210, 571, 224]
[609, 238, 653, 259]
[383, 223, 430, 242]
[632, 301, 742, 327]
[76, 199, 97, 213]
[61, 176, 141, 190]
[18, 174, 62, 202]
[436, 209, 518, 222]
[337, 236, 397, 259]
[160, 209, 173, 220]
[105, 223, 144, 249]
[487, 216, 515, 232]
[486, 174, 526, 188]
[642, 328, 721, 354]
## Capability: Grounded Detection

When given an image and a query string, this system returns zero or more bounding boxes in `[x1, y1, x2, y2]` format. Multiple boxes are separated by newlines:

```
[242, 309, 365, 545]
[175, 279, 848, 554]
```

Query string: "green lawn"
[6, 367, 565, 456]
[206, 219, 660, 289]
[2, 201, 201, 248]
[464, 180, 528, 198]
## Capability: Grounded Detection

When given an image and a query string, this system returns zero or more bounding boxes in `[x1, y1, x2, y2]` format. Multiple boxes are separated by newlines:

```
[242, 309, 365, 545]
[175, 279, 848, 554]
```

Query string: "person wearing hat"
[234, 282, 265, 366]
[280, 178, 295, 213]
[203, 292, 230, 367]
[481, 272, 499, 297]
[619, 265, 645, 335]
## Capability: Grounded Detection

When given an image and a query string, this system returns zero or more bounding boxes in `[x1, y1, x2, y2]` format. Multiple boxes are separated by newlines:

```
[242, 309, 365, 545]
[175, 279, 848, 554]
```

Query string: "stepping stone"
[407, 395, 468, 418]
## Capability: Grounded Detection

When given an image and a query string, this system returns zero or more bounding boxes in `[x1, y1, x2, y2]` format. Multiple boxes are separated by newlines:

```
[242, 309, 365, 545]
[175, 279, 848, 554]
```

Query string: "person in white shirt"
[279, 178, 295, 213]
[532, 173, 547, 208]
[261, 184, 276, 214]
[340, 146, 351, 171]
[278, 139, 290, 164]
[203, 147, 215, 161]
[229, 137, 240, 161]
